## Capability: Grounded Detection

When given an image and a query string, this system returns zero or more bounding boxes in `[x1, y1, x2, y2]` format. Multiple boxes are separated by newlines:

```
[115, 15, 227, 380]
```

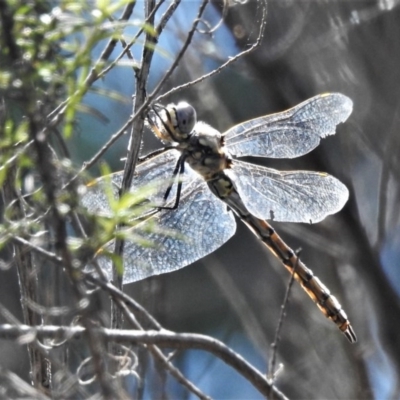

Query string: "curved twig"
[156, 0, 268, 102]
[0, 325, 289, 400]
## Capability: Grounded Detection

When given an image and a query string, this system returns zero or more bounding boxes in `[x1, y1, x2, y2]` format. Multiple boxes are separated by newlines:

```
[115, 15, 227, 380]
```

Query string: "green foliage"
[0, 0, 154, 140]
[0, 0, 162, 278]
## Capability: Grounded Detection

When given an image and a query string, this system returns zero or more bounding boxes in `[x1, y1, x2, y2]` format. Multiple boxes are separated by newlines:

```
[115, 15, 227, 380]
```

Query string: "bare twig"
[62, 112, 138, 190]
[47, 1, 137, 121]
[116, 300, 211, 400]
[8, 235, 161, 331]
[156, 0, 181, 35]
[196, 0, 228, 34]
[0, 367, 51, 400]
[85, 274, 163, 331]
[268, 250, 301, 383]
[6, 236, 281, 399]
[0, 304, 91, 399]
[1, 167, 48, 391]
[109, 0, 210, 334]
[87, 1, 167, 84]
[0, 139, 34, 172]
[109, 0, 159, 338]
[60, 0, 214, 190]
[0, 325, 288, 400]
[85, 1, 137, 86]
[28, 115, 119, 398]
[156, 0, 267, 102]
[147, 0, 210, 103]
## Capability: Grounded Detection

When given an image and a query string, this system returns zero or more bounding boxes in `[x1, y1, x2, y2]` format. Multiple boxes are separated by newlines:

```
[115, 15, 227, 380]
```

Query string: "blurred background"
[2, 0, 400, 398]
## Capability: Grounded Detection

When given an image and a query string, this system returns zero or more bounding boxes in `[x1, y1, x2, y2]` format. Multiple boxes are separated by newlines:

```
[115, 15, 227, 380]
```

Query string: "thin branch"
[61, 111, 138, 191]
[5, 229, 281, 399]
[156, 0, 181, 35]
[147, 0, 210, 103]
[196, 0, 228, 35]
[268, 250, 301, 383]
[0, 367, 50, 400]
[1, 167, 48, 390]
[8, 236, 161, 332]
[89, 254, 209, 398]
[0, 325, 288, 400]
[0, 304, 91, 399]
[86, 1, 167, 85]
[84, 1, 137, 86]
[46, 0, 164, 126]
[10, 236, 62, 263]
[47, 1, 138, 121]
[109, 0, 159, 338]
[28, 116, 118, 399]
[116, 300, 210, 400]
[85, 274, 163, 331]
[156, 0, 268, 102]
[60, 0, 211, 189]
[0, 139, 34, 172]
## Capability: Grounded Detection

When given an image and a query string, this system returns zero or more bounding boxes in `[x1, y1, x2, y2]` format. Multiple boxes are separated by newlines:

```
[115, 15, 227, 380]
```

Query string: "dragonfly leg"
[157, 155, 186, 211]
[138, 146, 173, 163]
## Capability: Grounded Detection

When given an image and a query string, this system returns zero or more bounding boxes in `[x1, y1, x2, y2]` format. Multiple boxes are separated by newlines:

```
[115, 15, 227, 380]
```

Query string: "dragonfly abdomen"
[249, 220, 356, 342]
[209, 172, 357, 343]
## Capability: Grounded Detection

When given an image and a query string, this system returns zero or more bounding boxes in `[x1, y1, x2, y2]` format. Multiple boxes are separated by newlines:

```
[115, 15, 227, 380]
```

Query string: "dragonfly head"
[149, 102, 197, 144]
[174, 102, 197, 137]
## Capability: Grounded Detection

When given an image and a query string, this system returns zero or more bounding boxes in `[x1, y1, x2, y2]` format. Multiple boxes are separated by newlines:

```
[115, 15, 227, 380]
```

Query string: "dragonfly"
[81, 93, 356, 343]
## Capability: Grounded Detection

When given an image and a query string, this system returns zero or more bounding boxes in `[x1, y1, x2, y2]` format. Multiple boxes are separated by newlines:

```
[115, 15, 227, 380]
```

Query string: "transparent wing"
[224, 93, 352, 159]
[81, 149, 184, 215]
[226, 159, 349, 223]
[81, 150, 236, 283]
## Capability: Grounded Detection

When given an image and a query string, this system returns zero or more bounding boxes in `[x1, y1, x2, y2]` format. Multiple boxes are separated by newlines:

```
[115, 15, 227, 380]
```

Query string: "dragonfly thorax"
[179, 121, 232, 181]
[151, 102, 231, 179]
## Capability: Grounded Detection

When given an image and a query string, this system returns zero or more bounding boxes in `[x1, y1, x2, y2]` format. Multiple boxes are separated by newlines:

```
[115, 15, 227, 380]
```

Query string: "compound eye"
[175, 102, 197, 134]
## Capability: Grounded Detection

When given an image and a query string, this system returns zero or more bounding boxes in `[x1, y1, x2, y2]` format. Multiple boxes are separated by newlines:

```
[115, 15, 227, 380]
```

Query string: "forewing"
[81, 150, 236, 283]
[224, 93, 352, 159]
[227, 160, 349, 223]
